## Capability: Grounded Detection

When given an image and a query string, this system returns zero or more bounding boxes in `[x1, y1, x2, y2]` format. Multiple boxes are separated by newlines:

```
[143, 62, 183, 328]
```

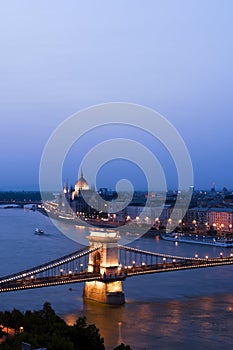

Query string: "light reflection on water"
[73, 294, 233, 350]
[0, 209, 233, 349]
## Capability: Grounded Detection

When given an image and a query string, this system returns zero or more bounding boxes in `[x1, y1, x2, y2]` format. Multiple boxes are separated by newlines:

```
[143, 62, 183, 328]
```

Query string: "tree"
[11, 309, 24, 334]
[40, 302, 56, 319]
[1, 311, 12, 336]
[114, 344, 133, 350]
[0, 303, 133, 350]
[47, 334, 75, 350]
[0, 326, 5, 338]
[70, 317, 105, 350]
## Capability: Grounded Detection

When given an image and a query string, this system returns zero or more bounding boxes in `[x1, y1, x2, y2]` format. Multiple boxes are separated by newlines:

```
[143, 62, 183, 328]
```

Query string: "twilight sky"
[1, 1, 233, 191]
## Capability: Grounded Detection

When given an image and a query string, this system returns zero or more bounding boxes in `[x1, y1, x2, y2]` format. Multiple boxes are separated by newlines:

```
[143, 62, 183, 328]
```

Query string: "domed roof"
[75, 170, 89, 191]
[75, 176, 88, 188]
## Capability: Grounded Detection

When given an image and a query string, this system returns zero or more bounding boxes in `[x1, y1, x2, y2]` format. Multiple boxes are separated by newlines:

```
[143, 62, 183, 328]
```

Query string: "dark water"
[0, 209, 233, 350]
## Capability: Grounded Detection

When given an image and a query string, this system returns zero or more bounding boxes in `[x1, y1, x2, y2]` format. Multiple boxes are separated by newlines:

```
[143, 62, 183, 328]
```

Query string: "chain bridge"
[0, 230, 233, 304]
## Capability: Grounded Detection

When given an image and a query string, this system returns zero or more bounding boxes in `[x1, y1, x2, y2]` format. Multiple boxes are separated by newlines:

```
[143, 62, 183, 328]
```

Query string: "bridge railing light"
[220, 252, 223, 258]
[194, 254, 198, 259]
[205, 255, 209, 259]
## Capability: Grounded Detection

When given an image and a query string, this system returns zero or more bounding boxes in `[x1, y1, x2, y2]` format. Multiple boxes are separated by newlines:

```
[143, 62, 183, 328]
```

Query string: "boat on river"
[161, 232, 233, 247]
[34, 228, 44, 235]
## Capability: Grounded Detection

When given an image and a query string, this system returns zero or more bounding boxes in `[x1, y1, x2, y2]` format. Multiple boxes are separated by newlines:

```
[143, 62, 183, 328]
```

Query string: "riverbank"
[37, 207, 157, 237]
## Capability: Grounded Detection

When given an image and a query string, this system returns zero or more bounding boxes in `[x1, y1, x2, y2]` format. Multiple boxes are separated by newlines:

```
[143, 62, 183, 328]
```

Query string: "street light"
[178, 219, 183, 233]
[192, 220, 197, 233]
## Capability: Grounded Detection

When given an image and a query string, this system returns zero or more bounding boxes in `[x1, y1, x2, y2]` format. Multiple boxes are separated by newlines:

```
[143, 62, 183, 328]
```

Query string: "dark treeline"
[0, 191, 54, 202]
[0, 302, 132, 350]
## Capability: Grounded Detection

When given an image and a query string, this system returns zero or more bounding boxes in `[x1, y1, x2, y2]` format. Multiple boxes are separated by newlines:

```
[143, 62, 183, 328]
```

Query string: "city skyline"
[1, 1, 233, 191]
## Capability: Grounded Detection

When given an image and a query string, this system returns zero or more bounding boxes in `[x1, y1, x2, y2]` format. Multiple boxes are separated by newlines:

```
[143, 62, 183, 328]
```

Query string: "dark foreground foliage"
[113, 344, 132, 350]
[0, 302, 132, 350]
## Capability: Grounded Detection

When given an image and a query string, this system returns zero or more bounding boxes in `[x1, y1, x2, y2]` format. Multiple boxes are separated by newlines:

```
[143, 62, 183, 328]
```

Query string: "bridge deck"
[0, 245, 233, 293]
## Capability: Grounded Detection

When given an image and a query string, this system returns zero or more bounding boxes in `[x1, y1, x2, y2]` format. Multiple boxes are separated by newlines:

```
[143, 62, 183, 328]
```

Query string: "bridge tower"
[83, 231, 125, 305]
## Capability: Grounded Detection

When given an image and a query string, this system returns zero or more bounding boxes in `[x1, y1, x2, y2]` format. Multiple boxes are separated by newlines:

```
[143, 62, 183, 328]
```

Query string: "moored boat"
[161, 232, 233, 247]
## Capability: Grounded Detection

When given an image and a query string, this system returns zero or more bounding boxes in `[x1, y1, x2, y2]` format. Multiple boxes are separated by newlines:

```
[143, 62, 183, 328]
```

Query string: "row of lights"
[0, 274, 102, 292]
[1, 253, 88, 284]
[2, 247, 95, 283]
[195, 252, 233, 260]
[120, 251, 233, 269]
[60, 264, 84, 275]
[121, 246, 198, 262]
[11, 250, 233, 283]
[0, 246, 100, 284]
[122, 245, 233, 262]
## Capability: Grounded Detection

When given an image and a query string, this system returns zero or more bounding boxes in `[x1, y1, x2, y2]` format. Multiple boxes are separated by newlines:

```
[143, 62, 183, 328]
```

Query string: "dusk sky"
[1, 1, 233, 191]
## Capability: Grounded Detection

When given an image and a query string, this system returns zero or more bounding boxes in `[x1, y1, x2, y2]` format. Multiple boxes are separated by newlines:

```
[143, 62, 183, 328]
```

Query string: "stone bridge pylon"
[83, 230, 125, 305]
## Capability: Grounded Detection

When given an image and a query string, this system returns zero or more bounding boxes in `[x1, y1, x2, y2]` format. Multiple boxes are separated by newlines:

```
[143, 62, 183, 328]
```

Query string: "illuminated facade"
[83, 231, 125, 304]
[185, 207, 233, 231]
[72, 169, 89, 199]
[207, 208, 233, 231]
[61, 171, 95, 214]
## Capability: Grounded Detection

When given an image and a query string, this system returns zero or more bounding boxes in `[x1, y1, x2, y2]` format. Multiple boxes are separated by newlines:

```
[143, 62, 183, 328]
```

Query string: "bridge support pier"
[83, 280, 125, 305]
[83, 230, 125, 305]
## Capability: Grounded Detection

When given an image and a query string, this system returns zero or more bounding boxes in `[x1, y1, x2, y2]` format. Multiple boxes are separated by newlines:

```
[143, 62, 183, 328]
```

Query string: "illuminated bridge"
[0, 241, 233, 304]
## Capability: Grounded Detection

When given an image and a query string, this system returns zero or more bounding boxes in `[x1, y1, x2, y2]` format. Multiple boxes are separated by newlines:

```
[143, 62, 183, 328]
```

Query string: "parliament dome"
[75, 170, 89, 192]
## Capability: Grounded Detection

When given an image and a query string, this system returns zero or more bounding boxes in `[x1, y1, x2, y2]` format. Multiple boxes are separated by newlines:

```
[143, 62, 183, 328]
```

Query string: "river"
[0, 208, 233, 350]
